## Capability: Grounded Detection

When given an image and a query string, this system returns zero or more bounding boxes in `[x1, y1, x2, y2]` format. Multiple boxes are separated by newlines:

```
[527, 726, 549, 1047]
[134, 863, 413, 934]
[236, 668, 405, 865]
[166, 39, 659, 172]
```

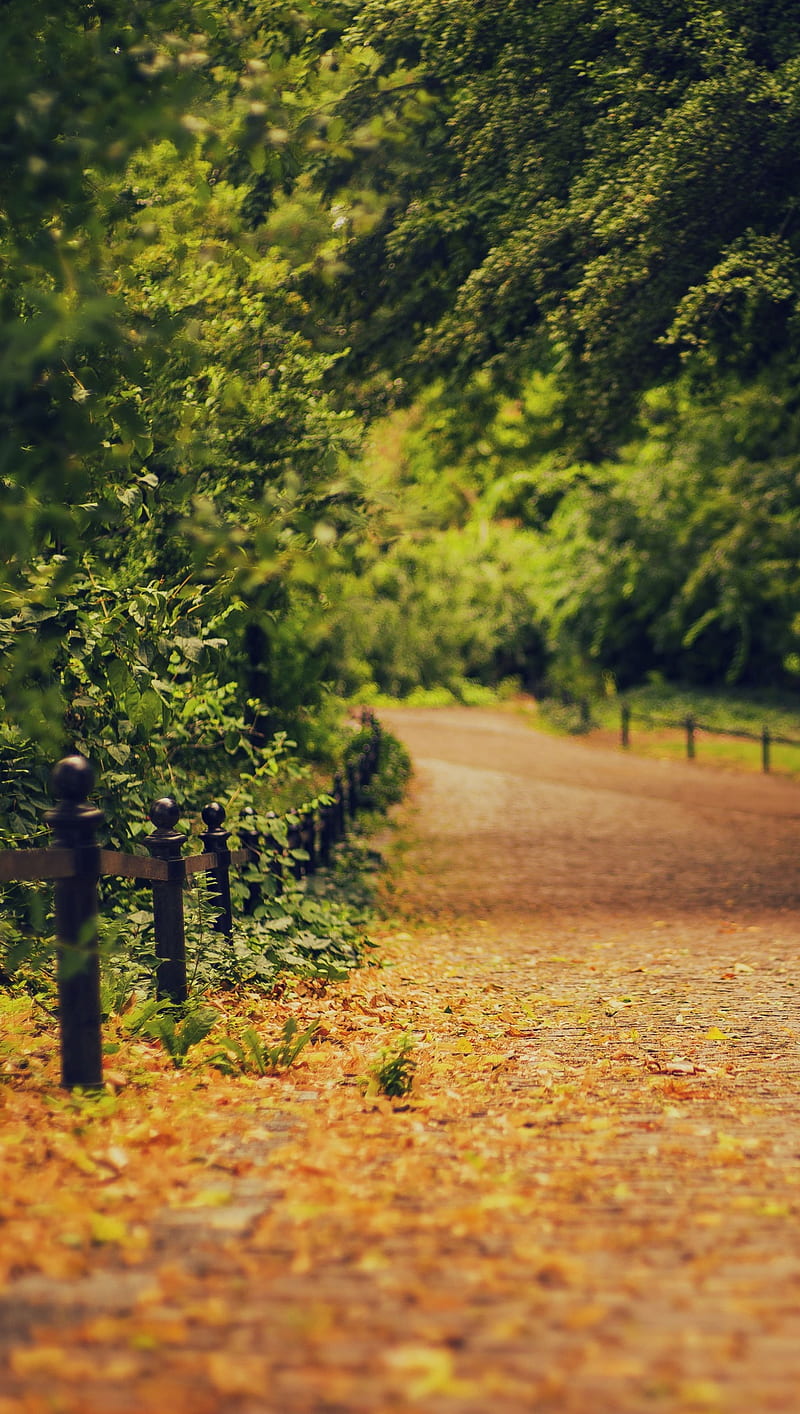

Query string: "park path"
[375, 707, 800, 1411]
[4, 707, 800, 1413]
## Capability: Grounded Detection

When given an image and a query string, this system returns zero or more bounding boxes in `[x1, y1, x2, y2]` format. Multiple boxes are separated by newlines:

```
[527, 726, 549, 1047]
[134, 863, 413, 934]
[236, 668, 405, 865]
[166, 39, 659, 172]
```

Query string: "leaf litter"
[3, 741, 800, 1409]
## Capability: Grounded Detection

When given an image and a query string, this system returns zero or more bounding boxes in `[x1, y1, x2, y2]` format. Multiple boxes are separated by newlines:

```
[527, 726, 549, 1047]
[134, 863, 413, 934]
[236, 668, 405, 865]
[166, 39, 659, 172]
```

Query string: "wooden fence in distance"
[618, 703, 800, 772]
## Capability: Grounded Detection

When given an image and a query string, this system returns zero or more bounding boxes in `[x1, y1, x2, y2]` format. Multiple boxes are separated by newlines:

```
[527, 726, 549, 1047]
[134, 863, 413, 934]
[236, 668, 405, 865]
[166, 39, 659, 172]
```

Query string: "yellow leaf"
[357, 1247, 389, 1272]
[207, 1352, 269, 1396]
[10, 1346, 92, 1380]
[678, 1379, 723, 1407]
[103, 1144, 130, 1171]
[10, 1345, 65, 1376]
[89, 1212, 130, 1246]
[131, 1318, 187, 1348]
[51, 1138, 98, 1176]
[705, 1026, 730, 1040]
[563, 1301, 608, 1330]
[385, 1344, 473, 1399]
[182, 1186, 232, 1208]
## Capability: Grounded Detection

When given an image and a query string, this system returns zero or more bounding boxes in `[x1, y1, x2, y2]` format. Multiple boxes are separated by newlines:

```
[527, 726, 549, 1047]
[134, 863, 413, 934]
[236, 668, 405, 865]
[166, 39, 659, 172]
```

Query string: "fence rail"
[0, 710, 382, 1090]
[618, 703, 800, 771]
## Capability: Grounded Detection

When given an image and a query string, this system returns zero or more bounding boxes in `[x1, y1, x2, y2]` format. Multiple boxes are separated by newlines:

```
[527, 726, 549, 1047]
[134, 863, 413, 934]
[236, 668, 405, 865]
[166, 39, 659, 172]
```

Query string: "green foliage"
[211, 1017, 318, 1076]
[12, 0, 800, 892]
[0, 716, 409, 1009]
[351, 730, 412, 812]
[599, 681, 800, 743]
[0, 0, 399, 842]
[332, 521, 548, 699]
[534, 379, 800, 689]
[327, 0, 800, 454]
[341, 360, 800, 701]
[124, 998, 218, 1068]
[368, 1033, 416, 1099]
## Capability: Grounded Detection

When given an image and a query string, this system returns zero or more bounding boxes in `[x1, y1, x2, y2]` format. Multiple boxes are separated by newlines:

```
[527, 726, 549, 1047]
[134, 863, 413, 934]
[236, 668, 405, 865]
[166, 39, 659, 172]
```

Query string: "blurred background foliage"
[4, 0, 800, 861]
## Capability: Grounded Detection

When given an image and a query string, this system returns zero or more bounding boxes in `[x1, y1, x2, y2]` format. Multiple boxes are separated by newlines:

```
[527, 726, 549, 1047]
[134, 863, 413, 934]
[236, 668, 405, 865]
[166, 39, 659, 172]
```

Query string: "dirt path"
[380, 706, 800, 932]
[3, 707, 800, 1413]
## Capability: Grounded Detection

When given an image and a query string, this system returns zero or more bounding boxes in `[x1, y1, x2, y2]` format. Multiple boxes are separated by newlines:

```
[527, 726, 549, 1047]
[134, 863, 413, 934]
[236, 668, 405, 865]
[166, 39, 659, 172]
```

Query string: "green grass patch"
[543, 681, 800, 778]
[359, 676, 521, 712]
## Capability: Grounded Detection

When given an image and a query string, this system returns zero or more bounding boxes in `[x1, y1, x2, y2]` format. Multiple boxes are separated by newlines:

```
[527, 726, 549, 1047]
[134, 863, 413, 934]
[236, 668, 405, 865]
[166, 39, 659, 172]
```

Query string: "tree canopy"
[324, 0, 800, 453]
[0, 0, 389, 840]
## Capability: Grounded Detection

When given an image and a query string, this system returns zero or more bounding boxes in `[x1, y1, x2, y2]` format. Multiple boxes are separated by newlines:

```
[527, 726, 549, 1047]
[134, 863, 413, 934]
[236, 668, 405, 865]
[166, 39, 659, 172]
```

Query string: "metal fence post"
[762, 725, 771, 774]
[621, 703, 631, 749]
[146, 798, 188, 1004]
[201, 802, 233, 940]
[686, 714, 696, 761]
[287, 814, 305, 880]
[45, 756, 104, 1090]
[264, 811, 285, 895]
[346, 760, 359, 817]
[333, 772, 347, 838]
[370, 716, 382, 778]
[318, 797, 336, 867]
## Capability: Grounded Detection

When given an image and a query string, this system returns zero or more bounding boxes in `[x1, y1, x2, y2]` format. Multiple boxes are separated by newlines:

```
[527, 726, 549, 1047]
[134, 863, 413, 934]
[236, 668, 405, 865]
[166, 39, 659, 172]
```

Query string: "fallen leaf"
[88, 1212, 131, 1246]
[206, 1352, 269, 1396]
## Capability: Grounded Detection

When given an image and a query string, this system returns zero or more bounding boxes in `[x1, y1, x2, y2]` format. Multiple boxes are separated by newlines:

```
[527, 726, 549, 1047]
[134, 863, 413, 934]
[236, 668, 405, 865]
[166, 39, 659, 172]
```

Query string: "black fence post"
[762, 725, 771, 775]
[286, 814, 305, 880]
[621, 703, 631, 750]
[264, 811, 284, 895]
[146, 798, 188, 1004]
[201, 802, 233, 940]
[333, 772, 347, 838]
[370, 716, 382, 777]
[346, 760, 359, 817]
[318, 797, 336, 867]
[45, 756, 104, 1090]
[685, 715, 696, 761]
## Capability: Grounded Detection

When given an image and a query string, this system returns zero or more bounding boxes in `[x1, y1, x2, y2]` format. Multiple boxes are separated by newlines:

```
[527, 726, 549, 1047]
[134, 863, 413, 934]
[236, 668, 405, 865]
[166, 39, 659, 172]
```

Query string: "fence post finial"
[201, 801, 233, 941]
[146, 797, 188, 1004]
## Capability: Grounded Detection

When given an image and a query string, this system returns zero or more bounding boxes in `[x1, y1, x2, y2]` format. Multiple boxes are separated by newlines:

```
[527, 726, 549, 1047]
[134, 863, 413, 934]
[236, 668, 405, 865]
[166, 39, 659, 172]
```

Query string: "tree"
[0, 0, 386, 843]
[319, 0, 800, 454]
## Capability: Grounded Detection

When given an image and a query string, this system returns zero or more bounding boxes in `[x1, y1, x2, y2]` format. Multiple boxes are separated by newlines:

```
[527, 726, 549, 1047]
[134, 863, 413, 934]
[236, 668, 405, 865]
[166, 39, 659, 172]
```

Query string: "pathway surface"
[3, 707, 800, 1413]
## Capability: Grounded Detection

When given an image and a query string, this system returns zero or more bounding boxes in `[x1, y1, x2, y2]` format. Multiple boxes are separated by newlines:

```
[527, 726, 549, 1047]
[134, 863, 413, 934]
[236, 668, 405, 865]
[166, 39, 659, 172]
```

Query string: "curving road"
[380, 706, 800, 938]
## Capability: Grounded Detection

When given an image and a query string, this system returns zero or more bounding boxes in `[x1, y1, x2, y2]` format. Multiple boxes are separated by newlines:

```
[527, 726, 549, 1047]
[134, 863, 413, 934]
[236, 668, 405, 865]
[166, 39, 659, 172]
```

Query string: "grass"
[356, 677, 521, 713]
[542, 681, 800, 779]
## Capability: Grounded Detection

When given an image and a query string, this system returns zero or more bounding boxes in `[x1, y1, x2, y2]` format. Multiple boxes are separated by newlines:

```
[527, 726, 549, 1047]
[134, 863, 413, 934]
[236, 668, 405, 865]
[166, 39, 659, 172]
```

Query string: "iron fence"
[0, 710, 382, 1089]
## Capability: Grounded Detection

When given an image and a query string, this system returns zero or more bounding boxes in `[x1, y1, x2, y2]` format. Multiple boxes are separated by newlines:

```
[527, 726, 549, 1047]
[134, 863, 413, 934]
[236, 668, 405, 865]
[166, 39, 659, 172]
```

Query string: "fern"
[370, 1033, 416, 1098]
[124, 998, 218, 1068]
[212, 1017, 318, 1076]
